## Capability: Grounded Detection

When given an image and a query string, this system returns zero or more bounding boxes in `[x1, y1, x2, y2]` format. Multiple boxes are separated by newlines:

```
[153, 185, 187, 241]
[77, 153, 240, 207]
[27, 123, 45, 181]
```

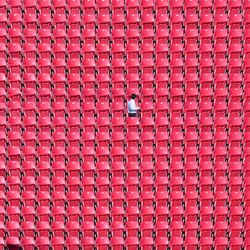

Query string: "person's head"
[131, 94, 137, 100]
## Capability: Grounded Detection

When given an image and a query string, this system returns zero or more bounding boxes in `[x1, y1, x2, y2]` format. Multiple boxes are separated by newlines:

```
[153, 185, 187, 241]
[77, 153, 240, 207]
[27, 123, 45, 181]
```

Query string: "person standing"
[128, 94, 140, 117]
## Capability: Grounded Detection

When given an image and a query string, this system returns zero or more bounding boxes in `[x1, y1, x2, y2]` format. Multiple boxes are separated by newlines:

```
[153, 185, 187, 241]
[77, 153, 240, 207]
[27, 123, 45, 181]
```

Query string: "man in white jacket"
[128, 94, 140, 117]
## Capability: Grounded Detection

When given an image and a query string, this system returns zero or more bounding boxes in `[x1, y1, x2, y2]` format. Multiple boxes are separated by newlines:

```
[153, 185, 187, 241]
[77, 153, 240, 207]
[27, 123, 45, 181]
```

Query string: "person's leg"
[129, 113, 137, 117]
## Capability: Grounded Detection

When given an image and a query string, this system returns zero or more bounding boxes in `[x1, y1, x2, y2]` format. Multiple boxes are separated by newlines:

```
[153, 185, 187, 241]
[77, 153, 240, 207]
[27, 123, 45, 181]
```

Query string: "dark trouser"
[129, 113, 137, 117]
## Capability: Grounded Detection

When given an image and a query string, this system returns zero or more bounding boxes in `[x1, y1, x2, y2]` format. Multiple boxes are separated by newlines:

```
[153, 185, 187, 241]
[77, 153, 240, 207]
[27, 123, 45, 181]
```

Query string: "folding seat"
[7, 175, 21, 192]
[6, 206, 20, 222]
[0, 31, 6, 49]
[10, 30, 23, 49]
[96, 221, 109, 239]
[96, 205, 110, 222]
[97, 13, 111, 30]
[185, 12, 199, 28]
[52, 191, 66, 207]
[142, 13, 155, 30]
[184, 236, 199, 250]
[126, 0, 140, 12]
[65, 205, 80, 222]
[36, 161, 50, 177]
[23, 0, 36, 13]
[229, 221, 243, 237]
[6, 221, 20, 237]
[22, 221, 35, 237]
[95, 175, 109, 193]
[0, 0, 7, 13]
[20, 205, 35, 222]
[38, 43, 51, 59]
[51, 221, 65, 237]
[111, 100, 125, 117]
[53, 28, 67, 44]
[49, 206, 64, 224]
[64, 237, 80, 250]
[0, 175, 5, 193]
[141, 191, 154, 207]
[126, 221, 139, 239]
[0, 13, 6, 29]
[51, 176, 65, 192]
[23, 13, 37, 29]
[200, 218, 213, 237]
[8, 57, 22, 74]
[170, 205, 184, 222]
[170, 236, 183, 250]
[126, 145, 140, 163]
[125, 237, 140, 249]
[95, 146, 109, 162]
[156, 117, 169, 134]
[35, 237, 50, 250]
[23, 57, 37, 74]
[81, 44, 94, 61]
[0, 221, 3, 238]
[0, 206, 4, 222]
[130, 131, 143, 149]
[214, 237, 228, 250]
[229, 176, 242, 191]
[142, 28, 155, 44]
[185, 220, 198, 237]
[140, 236, 154, 249]
[38, 0, 51, 13]
[8, 43, 22, 59]
[52, 57, 66, 74]
[229, 0, 241, 13]
[68, 13, 81, 30]
[0, 74, 5, 90]
[126, 28, 140, 45]
[22, 176, 36, 192]
[141, 176, 154, 193]
[0, 191, 5, 207]
[141, 0, 154, 12]
[126, 175, 140, 192]
[170, 190, 184, 207]
[126, 118, 140, 132]
[37, 190, 51, 206]
[67, 191, 81, 206]
[229, 237, 243, 250]
[110, 164, 125, 182]
[155, 146, 168, 162]
[9, 12, 22, 29]
[110, 146, 124, 163]
[111, 0, 124, 13]
[155, 220, 169, 239]
[0, 145, 6, 162]
[111, 191, 124, 206]
[214, 204, 228, 221]
[39, 10, 54, 28]
[37, 29, 51, 45]
[96, 101, 110, 117]
[141, 204, 155, 222]
[141, 131, 155, 147]
[5, 237, 21, 249]
[95, 237, 109, 250]
[20, 236, 35, 250]
[8, 131, 21, 147]
[229, 191, 243, 207]
[80, 14, 95, 32]
[82, 190, 95, 207]
[51, 236, 65, 250]
[97, 28, 111, 45]
[245, 221, 250, 237]
[52, 131, 66, 147]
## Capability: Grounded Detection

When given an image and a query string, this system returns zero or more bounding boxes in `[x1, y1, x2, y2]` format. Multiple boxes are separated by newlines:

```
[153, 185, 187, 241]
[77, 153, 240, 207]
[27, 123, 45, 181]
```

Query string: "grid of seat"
[0, 0, 249, 248]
